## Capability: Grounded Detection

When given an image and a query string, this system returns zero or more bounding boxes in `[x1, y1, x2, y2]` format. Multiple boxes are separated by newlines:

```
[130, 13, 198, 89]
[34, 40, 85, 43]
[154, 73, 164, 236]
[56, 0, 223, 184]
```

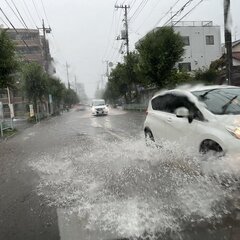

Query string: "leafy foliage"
[47, 77, 66, 106]
[136, 27, 185, 88]
[22, 63, 48, 103]
[0, 29, 18, 88]
[103, 27, 186, 103]
[63, 88, 79, 106]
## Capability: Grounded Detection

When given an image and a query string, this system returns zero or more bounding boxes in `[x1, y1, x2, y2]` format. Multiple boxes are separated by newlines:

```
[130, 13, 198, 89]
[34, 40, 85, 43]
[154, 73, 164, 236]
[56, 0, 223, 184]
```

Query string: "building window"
[206, 35, 214, 45]
[178, 62, 191, 72]
[182, 36, 190, 46]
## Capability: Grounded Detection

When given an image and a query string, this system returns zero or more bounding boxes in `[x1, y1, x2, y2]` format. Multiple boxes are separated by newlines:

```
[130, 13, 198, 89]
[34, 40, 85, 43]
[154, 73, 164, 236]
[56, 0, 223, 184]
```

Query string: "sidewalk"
[0, 118, 33, 142]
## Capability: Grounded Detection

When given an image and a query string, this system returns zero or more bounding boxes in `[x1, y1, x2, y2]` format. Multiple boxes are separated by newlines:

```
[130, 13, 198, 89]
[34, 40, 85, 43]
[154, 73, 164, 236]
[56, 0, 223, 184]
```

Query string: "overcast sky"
[1, 0, 240, 97]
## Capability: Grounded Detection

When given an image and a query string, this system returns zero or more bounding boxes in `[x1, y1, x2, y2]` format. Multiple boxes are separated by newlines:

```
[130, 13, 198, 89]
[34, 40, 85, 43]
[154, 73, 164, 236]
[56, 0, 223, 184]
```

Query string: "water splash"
[29, 135, 239, 238]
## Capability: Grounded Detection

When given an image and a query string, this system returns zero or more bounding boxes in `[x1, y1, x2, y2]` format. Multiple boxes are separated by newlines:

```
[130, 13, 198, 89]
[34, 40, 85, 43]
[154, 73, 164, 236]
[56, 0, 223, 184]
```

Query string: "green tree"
[104, 52, 144, 104]
[136, 26, 184, 88]
[0, 29, 18, 88]
[21, 63, 48, 112]
[47, 77, 65, 106]
[63, 88, 79, 106]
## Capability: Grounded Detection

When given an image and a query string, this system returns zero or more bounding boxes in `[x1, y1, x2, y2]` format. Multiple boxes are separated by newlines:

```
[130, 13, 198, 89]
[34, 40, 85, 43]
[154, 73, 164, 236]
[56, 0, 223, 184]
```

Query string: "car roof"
[152, 85, 240, 99]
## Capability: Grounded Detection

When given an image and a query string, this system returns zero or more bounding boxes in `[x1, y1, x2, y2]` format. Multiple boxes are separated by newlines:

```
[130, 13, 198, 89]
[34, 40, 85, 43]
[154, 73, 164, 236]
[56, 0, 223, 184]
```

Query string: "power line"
[31, 0, 42, 23]
[40, 0, 50, 26]
[0, 7, 30, 50]
[21, 0, 37, 28]
[153, 0, 182, 28]
[163, 0, 194, 26]
[4, 0, 28, 29]
[130, 0, 150, 23]
[129, 0, 148, 21]
[107, 8, 123, 60]
[129, 0, 138, 12]
[135, 0, 163, 33]
[10, 0, 29, 29]
[102, 7, 116, 60]
[173, 0, 204, 25]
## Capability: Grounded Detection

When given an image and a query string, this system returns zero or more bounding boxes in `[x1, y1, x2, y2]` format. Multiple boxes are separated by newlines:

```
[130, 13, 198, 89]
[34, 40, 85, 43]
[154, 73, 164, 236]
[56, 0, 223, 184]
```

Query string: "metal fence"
[123, 103, 147, 111]
[0, 119, 13, 137]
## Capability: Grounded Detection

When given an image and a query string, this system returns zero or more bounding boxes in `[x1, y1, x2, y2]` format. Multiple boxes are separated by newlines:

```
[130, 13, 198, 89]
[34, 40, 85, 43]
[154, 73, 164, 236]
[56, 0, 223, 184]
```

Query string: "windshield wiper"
[199, 89, 218, 99]
[222, 95, 238, 114]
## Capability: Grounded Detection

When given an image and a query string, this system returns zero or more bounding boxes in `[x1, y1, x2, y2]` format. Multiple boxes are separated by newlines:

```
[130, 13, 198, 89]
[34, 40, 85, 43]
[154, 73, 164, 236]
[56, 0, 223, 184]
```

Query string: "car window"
[152, 93, 204, 121]
[171, 95, 204, 121]
[151, 94, 173, 113]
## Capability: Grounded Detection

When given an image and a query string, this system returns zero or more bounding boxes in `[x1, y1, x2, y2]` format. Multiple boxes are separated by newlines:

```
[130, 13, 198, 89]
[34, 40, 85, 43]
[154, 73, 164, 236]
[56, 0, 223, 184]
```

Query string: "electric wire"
[173, 0, 204, 25]
[10, 0, 29, 29]
[22, 0, 38, 28]
[108, 8, 123, 61]
[130, 0, 150, 23]
[129, 0, 148, 21]
[129, 0, 138, 12]
[40, 0, 50, 26]
[153, 0, 182, 28]
[103, 7, 116, 60]
[31, 0, 42, 23]
[135, 0, 163, 32]
[4, 0, 28, 29]
[0, 7, 30, 50]
[163, 0, 194, 26]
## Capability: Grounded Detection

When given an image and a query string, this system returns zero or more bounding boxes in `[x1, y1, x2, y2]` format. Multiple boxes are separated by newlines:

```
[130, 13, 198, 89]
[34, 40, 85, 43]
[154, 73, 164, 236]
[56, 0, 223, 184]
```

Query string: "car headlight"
[226, 126, 240, 139]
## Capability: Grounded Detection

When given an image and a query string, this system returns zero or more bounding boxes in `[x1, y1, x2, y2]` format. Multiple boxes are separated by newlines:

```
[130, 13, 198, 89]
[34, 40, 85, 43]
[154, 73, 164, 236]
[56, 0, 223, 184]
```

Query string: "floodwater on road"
[28, 109, 240, 240]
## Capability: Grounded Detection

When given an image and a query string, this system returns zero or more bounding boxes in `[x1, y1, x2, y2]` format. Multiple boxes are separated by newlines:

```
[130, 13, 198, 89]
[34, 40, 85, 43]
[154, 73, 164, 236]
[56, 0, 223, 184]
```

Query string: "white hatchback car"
[144, 85, 240, 157]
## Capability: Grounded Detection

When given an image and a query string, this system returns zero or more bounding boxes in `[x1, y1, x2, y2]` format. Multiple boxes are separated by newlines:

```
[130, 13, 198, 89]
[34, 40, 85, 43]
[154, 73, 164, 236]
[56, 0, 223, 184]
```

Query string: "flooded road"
[0, 108, 240, 240]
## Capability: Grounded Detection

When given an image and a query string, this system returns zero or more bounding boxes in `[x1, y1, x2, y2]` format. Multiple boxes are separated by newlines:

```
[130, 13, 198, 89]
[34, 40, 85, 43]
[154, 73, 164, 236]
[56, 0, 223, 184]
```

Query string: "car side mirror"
[175, 107, 193, 123]
[175, 107, 189, 118]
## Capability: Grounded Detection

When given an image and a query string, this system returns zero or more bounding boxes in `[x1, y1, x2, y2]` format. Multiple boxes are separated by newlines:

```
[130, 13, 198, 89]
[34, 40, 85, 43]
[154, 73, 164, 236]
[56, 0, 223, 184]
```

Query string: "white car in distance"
[144, 85, 240, 157]
[91, 99, 109, 116]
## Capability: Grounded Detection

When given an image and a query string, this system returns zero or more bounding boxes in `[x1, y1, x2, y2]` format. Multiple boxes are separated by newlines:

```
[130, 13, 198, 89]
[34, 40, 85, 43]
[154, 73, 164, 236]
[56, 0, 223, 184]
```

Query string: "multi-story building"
[172, 21, 222, 72]
[6, 28, 55, 74]
[137, 21, 222, 72]
[0, 28, 55, 119]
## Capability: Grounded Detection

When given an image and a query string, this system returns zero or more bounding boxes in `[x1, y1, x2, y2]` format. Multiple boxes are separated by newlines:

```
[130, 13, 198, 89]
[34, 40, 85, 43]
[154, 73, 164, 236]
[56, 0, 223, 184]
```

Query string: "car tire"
[144, 129, 155, 146]
[200, 140, 224, 159]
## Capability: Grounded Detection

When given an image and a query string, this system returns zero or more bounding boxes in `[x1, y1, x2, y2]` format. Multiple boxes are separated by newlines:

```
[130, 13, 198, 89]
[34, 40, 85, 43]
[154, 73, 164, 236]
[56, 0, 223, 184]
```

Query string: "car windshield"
[92, 100, 105, 106]
[192, 88, 240, 115]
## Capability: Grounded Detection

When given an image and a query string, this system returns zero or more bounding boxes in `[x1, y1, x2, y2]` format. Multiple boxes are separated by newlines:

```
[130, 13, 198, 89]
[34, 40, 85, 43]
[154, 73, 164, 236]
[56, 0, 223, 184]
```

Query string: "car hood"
[216, 114, 240, 126]
[92, 105, 106, 109]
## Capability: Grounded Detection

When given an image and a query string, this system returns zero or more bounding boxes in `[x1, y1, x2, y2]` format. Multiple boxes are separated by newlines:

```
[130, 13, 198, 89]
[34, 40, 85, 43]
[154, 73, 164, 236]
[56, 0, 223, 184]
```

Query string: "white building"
[172, 21, 222, 71]
[232, 40, 240, 66]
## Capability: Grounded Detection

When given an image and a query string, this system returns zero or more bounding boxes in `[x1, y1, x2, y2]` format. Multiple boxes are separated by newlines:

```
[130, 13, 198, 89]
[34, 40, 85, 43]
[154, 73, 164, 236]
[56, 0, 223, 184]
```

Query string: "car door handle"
[167, 117, 172, 122]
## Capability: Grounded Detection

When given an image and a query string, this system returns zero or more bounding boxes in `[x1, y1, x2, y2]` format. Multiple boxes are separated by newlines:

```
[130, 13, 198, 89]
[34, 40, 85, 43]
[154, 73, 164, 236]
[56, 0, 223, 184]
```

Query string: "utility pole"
[115, 4, 130, 56]
[66, 62, 70, 89]
[41, 19, 51, 74]
[75, 75, 78, 94]
[224, 0, 233, 85]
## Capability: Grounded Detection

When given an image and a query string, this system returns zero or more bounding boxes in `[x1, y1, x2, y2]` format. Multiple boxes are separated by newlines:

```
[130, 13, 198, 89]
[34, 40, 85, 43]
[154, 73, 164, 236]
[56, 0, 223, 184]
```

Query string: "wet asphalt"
[0, 108, 145, 240]
[0, 108, 239, 240]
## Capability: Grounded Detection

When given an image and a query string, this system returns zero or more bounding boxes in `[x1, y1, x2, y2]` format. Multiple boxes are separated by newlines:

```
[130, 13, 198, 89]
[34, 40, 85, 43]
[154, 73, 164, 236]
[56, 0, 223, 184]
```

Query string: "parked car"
[91, 99, 109, 116]
[144, 85, 240, 157]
